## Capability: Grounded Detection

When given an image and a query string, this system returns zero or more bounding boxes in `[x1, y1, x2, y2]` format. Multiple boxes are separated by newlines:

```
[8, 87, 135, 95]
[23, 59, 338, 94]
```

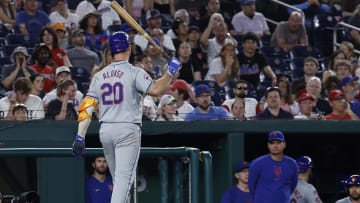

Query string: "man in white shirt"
[169, 79, 194, 119]
[200, 14, 237, 65]
[222, 80, 258, 119]
[231, 0, 270, 38]
[49, 0, 79, 32]
[0, 77, 44, 120]
[42, 66, 83, 111]
[75, 0, 121, 30]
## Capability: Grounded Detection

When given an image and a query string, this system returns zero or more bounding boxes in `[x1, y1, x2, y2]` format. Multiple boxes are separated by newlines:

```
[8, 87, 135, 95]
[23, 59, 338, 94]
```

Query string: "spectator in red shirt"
[325, 90, 352, 120]
[30, 45, 56, 93]
[39, 27, 72, 67]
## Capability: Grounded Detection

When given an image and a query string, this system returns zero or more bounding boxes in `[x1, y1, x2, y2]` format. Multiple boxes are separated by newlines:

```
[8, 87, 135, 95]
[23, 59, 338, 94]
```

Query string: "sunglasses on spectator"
[235, 87, 248, 90]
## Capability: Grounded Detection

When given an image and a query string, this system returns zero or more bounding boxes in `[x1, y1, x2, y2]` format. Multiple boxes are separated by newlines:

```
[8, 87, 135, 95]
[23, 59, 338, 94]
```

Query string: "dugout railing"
[0, 147, 213, 203]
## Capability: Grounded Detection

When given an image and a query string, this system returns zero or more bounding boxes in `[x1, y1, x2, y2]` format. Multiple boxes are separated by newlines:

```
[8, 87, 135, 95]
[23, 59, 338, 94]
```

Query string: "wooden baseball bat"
[110, 1, 169, 59]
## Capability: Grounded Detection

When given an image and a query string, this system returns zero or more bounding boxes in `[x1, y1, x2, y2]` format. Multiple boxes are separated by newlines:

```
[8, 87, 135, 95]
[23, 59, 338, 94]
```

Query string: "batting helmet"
[296, 156, 313, 173]
[346, 175, 360, 185]
[109, 31, 131, 55]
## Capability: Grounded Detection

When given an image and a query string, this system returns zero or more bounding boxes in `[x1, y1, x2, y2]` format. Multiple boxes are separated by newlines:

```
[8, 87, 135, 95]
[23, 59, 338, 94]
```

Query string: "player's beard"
[350, 193, 360, 201]
[95, 167, 107, 175]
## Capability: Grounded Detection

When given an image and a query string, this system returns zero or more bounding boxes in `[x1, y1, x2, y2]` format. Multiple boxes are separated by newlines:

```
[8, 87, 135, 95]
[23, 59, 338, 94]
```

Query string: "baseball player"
[336, 175, 360, 203]
[71, 31, 182, 203]
[290, 156, 322, 203]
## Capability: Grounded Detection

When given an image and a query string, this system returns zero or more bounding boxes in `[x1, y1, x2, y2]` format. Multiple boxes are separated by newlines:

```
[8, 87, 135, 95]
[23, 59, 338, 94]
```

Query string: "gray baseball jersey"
[87, 61, 153, 123]
[335, 197, 352, 203]
[290, 179, 322, 203]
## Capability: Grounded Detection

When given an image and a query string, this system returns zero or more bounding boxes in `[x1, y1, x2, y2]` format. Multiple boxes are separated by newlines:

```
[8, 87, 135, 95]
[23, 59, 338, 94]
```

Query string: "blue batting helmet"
[296, 156, 313, 173]
[109, 31, 131, 54]
[346, 175, 360, 185]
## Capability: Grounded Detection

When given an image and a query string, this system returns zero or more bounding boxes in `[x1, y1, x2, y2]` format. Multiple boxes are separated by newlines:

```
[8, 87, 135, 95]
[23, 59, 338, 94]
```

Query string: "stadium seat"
[259, 34, 272, 47]
[0, 57, 11, 66]
[233, 34, 242, 45]
[0, 24, 10, 38]
[6, 34, 35, 47]
[107, 24, 122, 36]
[69, 67, 90, 94]
[290, 45, 322, 59]
[1, 44, 19, 57]
[0, 37, 6, 47]
[192, 80, 226, 106]
[260, 46, 290, 60]
[266, 57, 291, 76]
[290, 58, 305, 79]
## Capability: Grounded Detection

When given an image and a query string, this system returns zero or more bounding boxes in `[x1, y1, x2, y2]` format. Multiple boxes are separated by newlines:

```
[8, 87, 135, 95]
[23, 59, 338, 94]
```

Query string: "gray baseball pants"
[99, 122, 141, 203]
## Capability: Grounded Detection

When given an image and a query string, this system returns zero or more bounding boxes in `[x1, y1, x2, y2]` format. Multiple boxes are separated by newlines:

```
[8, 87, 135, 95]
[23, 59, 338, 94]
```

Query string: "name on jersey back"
[103, 70, 124, 80]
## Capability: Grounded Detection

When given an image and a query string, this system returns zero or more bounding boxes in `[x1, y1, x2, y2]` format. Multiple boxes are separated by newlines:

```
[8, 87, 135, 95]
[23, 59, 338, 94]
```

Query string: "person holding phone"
[1, 46, 37, 90]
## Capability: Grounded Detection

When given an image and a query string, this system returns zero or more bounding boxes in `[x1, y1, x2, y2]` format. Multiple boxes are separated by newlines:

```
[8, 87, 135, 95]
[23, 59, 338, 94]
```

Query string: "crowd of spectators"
[0, 0, 359, 122]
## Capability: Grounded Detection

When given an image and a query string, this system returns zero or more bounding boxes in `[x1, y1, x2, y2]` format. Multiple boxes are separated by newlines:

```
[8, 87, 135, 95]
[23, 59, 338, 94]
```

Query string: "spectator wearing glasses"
[256, 86, 294, 120]
[222, 80, 258, 120]
[184, 84, 230, 121]
[340, 76, 360, 118]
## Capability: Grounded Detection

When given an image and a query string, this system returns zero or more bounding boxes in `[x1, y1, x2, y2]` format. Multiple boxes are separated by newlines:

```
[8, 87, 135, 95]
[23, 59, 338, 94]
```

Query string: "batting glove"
[72, 134, 85, 159]
[167, 57, 182, 77]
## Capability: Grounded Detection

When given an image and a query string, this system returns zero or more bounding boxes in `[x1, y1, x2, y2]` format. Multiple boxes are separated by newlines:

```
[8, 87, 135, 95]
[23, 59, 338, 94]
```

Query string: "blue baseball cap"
[268, 131, 285, 142]
[195, 84, 211, 97]
[340, 76, 358, 88]
[235, 161, 250, 173]
[120, 23, 135, 32]
[148, 38, 161, 47]
[240, 0, 255, 4]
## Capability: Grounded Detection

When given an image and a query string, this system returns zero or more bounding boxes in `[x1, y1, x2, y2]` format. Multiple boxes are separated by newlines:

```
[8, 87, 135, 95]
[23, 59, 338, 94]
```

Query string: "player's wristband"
[167, 57, 182, 77]
[75, 134, 85, 143]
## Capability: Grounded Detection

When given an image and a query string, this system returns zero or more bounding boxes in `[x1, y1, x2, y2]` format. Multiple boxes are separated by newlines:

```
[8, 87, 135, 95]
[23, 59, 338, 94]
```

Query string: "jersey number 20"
[101, 82, 124, 105]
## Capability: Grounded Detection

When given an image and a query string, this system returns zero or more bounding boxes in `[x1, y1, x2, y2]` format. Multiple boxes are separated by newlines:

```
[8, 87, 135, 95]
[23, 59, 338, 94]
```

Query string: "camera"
[0, 191, 40, 203]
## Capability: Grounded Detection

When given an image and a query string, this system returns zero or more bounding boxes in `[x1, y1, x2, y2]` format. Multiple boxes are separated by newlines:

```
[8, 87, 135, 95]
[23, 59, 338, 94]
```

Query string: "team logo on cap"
[273, 132, 278, 137]
[352, 177, 356, 183]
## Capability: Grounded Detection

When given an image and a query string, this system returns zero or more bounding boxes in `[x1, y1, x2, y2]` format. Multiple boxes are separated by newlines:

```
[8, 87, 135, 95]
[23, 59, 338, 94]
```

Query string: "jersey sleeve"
[290, 159, 299, 194]
[134, 68, 154, 94]
[248, 160, 260, 198]
[87, 74, 99, 100]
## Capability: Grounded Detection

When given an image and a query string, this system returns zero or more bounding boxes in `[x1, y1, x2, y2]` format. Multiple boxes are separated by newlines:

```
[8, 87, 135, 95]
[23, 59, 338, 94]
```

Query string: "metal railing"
[333, 21, 360, 54]
[270, 0, 305, 22]
[265, 17, 279, 26]
[0, 147, 213, 203]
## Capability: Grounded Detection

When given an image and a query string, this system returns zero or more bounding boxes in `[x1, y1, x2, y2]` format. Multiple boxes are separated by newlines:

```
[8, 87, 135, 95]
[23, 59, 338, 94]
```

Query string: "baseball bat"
[110, 1, 171, 59]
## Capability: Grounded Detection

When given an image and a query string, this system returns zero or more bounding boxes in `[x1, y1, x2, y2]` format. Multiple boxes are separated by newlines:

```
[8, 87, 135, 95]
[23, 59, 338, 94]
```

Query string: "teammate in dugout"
[71, 31, 182, 203]
[249, 130, 298, 203]
[290, 156, 322, 203]
[336, 175, 360, 203]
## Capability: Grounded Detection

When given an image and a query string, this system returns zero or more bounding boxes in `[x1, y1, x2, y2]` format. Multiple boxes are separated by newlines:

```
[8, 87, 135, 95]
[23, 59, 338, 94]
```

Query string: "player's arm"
[72, 96, 98, 158]
[147, 57, 182, 96]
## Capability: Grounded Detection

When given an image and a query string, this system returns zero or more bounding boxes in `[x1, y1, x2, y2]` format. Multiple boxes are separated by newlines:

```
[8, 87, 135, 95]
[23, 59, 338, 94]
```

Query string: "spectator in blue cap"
[184, 84, 230, 121]
[340, 76, 360, 118]
[249, 130, 298, 203]
[221, 161, 252, 203]
[121, 23, 143, 63]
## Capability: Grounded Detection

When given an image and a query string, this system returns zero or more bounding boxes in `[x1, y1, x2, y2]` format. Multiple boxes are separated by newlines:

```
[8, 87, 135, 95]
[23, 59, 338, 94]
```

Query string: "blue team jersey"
[184, 106, 230, 121]
[249, 154, 298, 203]
[86, 176, 113, 203]
[221, 185, 252, 203]
[15, 10, 50, 42]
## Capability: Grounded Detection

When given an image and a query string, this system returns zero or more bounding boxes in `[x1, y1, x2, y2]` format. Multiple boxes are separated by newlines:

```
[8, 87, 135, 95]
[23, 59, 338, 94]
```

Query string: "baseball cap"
[297, 93, 315, 102]
[170, 79, 189, 91]
[235, 161, 250, 173]
[10, 46, 30, 63]
[188, 25, 200, 33]
[340, 76, 359, 88]
[146, 9, 161, 20]
[52, 22, 65, 31]
[158, 94, 176, 108]
[56, 66, 71, 76]
[268, 130, 285, 142]
[148, 38, 161, 47]
[328, 89, 344, 101]
[195, 84, 211, 97]
[72, 28, 86, 37]
[120, 22, 135, 32]
[240, 0, 256, 4]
